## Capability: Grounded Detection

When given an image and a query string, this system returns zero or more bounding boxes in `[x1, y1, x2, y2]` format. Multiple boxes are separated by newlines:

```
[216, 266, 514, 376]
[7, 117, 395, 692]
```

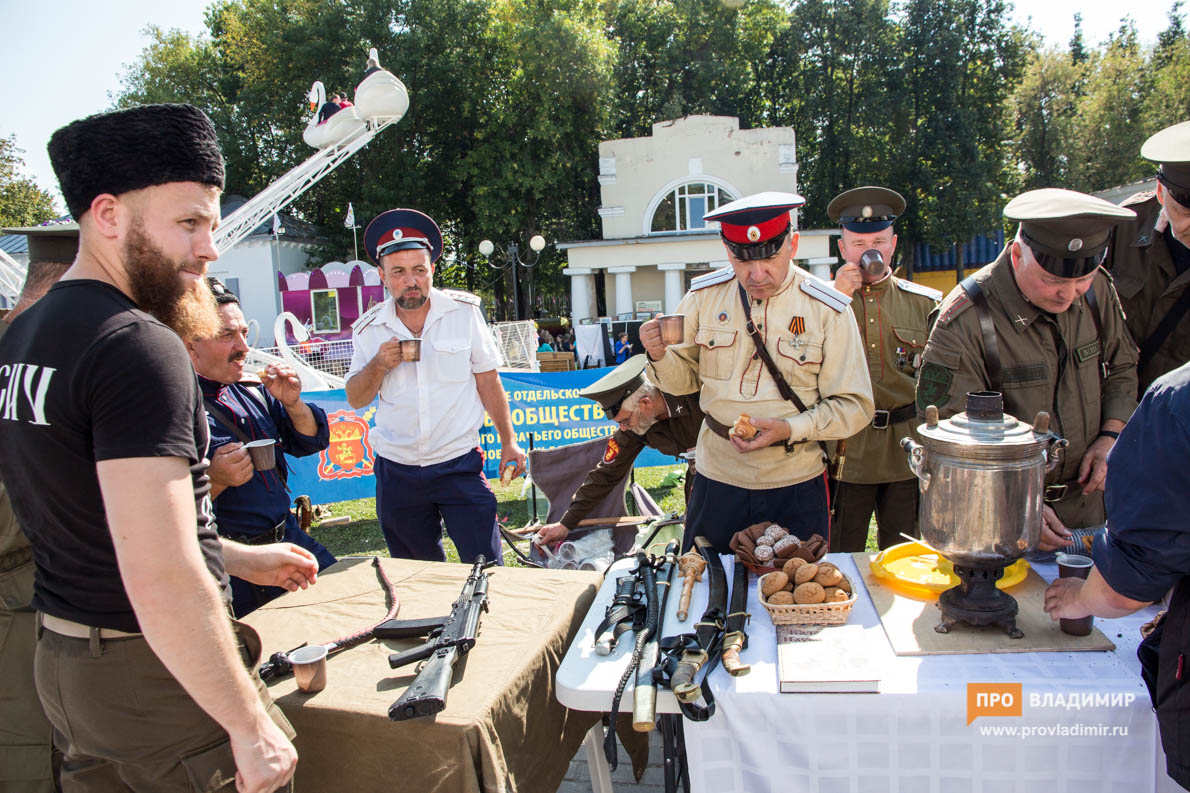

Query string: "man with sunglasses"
[1106, 121, 1190, 396]
[639, 192, 874, 553]
[533, 355, 702, 546]
[917, 189, 1139, 552]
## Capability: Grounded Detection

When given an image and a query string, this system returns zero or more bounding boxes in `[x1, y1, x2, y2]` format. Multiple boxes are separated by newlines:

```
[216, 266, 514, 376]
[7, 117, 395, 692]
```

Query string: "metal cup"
[658, 314, 686, 346]
[242, 439, 277, 471]
[1056, 553, 1095, 636]
[400, 338, 422, 362]
[289, 645, 328, 693]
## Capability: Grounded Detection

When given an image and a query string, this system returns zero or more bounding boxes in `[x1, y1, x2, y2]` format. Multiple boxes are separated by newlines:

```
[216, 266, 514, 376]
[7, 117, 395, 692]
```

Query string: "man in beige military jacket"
[641, 192, 874, 553]
[828, 187, 940, 552]
[1106, 120, 1190, 396]
[917, 189, 1139, 552]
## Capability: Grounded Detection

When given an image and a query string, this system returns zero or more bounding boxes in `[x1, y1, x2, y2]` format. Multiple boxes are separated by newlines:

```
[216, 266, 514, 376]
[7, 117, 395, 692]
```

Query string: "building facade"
[559, 116, 838, 324]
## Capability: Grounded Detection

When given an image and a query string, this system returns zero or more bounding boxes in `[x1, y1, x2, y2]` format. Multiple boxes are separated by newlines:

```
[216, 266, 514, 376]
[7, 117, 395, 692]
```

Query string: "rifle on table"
[377, 556, 495, 721]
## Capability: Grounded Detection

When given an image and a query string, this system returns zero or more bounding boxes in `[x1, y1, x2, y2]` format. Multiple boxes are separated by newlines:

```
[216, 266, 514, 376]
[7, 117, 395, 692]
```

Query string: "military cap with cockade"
[1004, 188, 1136, 279]
[1141, 120, 1190, 208]
[577, 354, 648, 417]
[703, 192, 805, 261]
[827, 186, 906, 233]
[364, 208, 443, 265]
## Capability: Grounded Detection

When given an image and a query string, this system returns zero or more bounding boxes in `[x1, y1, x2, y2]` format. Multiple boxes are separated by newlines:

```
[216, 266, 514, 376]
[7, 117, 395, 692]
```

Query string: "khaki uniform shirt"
[917, 249, 1139, 528]
[648, 265, 874, 490]
[837, 275, 940, 485]
[559, 391, 703, 530]
[1106, 192, 1190, 395]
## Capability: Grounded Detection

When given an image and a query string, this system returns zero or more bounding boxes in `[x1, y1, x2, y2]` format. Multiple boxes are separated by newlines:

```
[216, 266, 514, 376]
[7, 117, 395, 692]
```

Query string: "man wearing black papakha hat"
[640, 192, 874, 553]
[918, 188, 1139, 553]
[0, 104, 305, 793]
[827, 187, 941, 552]
[1106, 120, 1190, 396]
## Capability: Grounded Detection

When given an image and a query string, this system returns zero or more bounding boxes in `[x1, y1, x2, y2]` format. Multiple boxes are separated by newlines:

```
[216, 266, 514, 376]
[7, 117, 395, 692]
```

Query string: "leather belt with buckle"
[872, 403, 917, 429]
[225, 518, 287, 546]
[1044, 484, 1069, 503]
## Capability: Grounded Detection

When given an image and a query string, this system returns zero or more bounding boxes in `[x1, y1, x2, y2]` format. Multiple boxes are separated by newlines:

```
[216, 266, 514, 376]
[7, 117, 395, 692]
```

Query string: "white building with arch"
[560, 115, 838, 324]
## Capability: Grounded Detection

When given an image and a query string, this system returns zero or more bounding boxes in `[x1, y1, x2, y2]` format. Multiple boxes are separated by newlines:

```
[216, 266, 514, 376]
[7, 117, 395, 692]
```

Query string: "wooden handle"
[721, 632, 750, 677]
[671, 650, 707, 703]
[677, 575, 695, 621]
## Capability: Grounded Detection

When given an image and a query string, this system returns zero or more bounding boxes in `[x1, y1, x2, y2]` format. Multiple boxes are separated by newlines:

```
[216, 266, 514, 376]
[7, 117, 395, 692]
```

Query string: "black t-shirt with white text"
[0, 280, 229, 632]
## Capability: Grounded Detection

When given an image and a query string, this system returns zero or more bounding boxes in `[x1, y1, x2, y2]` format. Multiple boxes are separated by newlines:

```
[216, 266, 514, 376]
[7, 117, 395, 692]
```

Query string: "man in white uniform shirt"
[346, 208, 525, 561]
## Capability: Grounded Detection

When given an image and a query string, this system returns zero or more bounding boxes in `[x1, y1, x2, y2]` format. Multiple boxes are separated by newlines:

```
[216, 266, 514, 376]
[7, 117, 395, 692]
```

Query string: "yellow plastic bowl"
[869, 540, 1029, 600]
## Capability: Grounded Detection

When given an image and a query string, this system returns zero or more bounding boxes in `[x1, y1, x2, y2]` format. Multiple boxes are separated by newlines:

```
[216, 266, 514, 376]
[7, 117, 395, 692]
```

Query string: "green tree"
[1009, 45, 1081, 189]
[0, 136, 57, 228]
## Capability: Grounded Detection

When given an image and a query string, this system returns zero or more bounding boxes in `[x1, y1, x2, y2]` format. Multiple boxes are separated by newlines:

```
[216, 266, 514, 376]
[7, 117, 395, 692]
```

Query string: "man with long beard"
[0, 104, 307, 793]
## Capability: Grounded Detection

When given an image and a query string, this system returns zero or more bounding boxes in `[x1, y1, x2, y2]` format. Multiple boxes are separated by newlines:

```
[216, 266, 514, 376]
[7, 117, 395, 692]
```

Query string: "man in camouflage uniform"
[827, 187, 940, 552]
[917, 189, 1139, 552]
[1106, 120, 1190, 396]
[641, 192, 874, 553]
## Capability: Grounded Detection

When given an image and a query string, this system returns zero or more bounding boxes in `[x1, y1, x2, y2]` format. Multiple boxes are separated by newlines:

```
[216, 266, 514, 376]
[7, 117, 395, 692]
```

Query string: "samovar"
[901, 392, 1067, 638]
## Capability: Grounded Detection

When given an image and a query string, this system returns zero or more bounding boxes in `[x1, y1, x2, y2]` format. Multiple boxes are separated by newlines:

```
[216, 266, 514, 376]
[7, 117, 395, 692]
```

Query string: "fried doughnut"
[756, 535, 774, 547]
[793, 563, 819, 585]
[793, 582, 825, 604]
[761, 572, 789, 597]
[731, 414, 759, 441]
[754, 544, 775, 562]
[763, 524, 789, 542]
[773, 536, 801, 559]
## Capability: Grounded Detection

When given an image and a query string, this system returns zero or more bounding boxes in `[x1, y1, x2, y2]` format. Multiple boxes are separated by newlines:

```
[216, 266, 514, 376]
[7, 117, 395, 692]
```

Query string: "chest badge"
[718, 311, 728, 323]
[788, 316, 806, 335]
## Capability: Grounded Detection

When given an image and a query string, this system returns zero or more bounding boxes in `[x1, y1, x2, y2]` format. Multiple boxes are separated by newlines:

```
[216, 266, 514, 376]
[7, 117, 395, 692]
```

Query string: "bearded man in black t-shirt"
[0, 105, 312, 793]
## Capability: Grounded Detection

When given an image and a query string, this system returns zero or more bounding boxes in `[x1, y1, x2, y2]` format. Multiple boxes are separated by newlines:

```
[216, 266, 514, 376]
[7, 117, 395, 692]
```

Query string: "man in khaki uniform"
[0, 230, 74, 793]
[1106, 120, 1190, 396]
[534, 355, 703, 545]
[641, 192, 874, 553]
[917, 189, 1139, 551]
[827, 187, 940, 552]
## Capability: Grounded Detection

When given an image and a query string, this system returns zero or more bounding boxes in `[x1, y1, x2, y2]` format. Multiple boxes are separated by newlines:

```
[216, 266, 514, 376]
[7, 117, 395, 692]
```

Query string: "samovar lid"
[917, 391, 1049, 450]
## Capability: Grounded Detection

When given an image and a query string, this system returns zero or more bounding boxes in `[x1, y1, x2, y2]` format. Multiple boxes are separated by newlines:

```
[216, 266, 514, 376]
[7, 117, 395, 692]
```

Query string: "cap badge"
[718, 311, 728, 323]
[747, 225, 761, 242]
[861, 205, 873, 218]
[393, 229, 404, 239]
[1067, 238, 1083, 252]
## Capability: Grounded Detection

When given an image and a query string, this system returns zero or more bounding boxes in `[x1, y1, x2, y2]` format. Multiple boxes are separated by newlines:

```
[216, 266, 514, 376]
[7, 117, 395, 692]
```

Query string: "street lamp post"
[479, 235, 546, 320]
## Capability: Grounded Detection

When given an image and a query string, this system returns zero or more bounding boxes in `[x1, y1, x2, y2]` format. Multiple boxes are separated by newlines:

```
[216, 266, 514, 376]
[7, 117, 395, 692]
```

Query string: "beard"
[631, 410, 657, 434]
[123, 221, 220, 341]
[396, 290, 428, 310]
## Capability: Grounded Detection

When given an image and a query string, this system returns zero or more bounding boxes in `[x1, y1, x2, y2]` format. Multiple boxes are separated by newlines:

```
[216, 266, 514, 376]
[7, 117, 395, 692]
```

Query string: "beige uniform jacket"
[648, 265, 874, 490]
[917, 248, 1139, 528]
[1106, 192, 1190, 395]
[836, 275, 940, 485]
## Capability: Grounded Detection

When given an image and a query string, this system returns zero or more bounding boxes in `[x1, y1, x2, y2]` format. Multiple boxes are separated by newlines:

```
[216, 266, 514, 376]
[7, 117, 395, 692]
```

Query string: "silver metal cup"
[242, 439, 277, 471]
[288, 645, 328, 693]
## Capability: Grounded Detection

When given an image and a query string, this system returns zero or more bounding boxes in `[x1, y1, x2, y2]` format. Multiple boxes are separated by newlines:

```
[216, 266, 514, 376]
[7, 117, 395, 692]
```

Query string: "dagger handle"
[721, 631, 750, 677]
[670, 649, 708, 703]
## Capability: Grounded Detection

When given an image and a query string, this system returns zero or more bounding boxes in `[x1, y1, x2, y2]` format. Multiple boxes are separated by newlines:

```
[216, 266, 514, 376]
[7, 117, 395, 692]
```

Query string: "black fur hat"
[48, 104, 225, 219]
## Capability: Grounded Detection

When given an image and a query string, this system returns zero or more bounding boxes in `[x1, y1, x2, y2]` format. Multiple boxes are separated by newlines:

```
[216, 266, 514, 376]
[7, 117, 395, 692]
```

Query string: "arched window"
[650, 182, 738, 234]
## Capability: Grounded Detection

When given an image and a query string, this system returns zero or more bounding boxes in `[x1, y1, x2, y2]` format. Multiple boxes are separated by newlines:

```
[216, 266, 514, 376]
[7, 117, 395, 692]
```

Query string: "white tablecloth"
[574, 323, 607, 368]
[557, 553, 1175, 793]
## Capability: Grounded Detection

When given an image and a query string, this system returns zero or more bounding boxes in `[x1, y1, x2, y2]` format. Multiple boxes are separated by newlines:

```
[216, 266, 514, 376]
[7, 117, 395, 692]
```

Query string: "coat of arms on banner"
[318, 409, 375, 479]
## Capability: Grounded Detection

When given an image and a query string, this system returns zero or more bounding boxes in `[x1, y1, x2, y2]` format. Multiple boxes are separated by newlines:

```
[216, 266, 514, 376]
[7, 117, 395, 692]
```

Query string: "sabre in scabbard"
[632, 540, 679, 732]
[720, 559, 751, 677]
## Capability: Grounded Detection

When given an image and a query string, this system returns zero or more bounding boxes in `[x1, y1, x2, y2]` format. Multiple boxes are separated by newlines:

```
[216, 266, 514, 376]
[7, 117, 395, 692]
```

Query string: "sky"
[0, 0, 1179, 212]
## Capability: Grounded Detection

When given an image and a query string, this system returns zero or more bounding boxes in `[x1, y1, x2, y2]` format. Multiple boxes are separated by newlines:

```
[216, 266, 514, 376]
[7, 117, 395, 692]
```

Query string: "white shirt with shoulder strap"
[347, 288, 500, 467]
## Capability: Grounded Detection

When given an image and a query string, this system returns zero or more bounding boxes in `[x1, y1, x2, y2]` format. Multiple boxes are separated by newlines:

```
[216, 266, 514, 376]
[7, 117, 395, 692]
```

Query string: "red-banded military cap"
[364, 208, 443, 265]
[703, 191, 805, 260]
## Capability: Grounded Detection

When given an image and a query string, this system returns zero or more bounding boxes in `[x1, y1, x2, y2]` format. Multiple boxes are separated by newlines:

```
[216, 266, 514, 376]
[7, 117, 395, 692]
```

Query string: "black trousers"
[684, 471, 830, 554]
[828, 478, 919, 553]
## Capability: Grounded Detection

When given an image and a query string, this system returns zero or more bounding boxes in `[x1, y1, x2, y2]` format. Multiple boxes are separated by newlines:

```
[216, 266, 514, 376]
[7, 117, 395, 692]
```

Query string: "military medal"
[788, 316, 805, 335]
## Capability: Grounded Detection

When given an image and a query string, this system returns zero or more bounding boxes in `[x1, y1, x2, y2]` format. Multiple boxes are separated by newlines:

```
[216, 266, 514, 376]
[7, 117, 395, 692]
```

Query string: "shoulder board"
[352, 301, 385, 332]
[690, 267, 735, 291]
[894, 278, 942, 302]
[1121, 190, 1156, 208]
[799, 274, 850, 313]
[936, 292, 973, 326]
[441, 288, 482, 307]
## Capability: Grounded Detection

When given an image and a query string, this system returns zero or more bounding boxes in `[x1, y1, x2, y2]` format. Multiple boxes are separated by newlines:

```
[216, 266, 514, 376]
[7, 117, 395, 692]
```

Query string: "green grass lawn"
[305, 464, 878, 564]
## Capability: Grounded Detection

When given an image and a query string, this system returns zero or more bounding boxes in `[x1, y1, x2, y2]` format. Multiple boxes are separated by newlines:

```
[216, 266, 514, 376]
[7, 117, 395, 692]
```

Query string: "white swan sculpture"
[272, 312, 336, 391]
[353, 48, 410, 122]
[303, 80, 365, 150]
